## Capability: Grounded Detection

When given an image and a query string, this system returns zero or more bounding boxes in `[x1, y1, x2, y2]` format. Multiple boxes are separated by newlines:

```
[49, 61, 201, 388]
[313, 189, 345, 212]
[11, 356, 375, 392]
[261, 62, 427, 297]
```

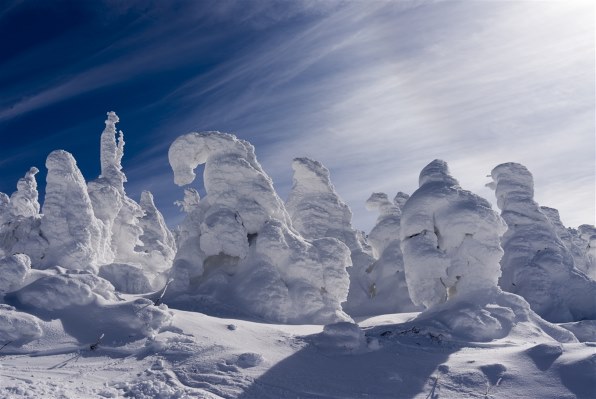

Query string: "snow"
[41, 150, 105, 273]
[167, 132, 351, 324]
[0, 254, 31, 294]
[400, 160, 506, 309]
[489, 162, 596, 322]
[0, 113, 595, 398]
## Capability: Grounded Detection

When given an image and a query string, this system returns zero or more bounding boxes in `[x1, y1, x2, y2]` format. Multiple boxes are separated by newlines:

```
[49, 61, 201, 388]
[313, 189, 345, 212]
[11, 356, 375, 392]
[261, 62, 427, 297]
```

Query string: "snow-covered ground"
[1, 306, 594, 399]
[1, 113, 595, 398]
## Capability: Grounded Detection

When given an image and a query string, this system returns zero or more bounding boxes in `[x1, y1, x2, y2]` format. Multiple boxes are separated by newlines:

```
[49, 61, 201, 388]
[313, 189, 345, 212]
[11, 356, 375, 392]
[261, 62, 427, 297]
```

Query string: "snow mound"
[98, 263, 153, 294]
[167, 132, 351, 324]
[286, 157, 362, 250]
[314, 321, 366, 351]
[15, 271, 117, 311]
[0, 304, 43, 345]
[489, 162, 596, 322]
[0, 254, 31, 294]
[400, 160, 506, 309]
[409, 287, 576, 343]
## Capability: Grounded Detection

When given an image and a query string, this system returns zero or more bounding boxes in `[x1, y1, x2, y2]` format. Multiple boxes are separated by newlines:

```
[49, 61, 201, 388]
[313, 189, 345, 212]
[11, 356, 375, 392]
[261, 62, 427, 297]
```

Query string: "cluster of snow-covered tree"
[1, 112, 595, 345]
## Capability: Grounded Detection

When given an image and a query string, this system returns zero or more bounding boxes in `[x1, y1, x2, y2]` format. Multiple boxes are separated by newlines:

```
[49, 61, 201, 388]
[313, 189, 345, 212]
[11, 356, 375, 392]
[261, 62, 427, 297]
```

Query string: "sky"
[0, 0, 594, 231]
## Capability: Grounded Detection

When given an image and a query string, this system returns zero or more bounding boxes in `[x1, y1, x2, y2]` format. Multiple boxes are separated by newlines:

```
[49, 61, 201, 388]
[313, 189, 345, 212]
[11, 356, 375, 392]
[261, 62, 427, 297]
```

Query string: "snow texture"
[286, 157, 362, 250]
[88, 112, 175, 286]
[345, 191, 421, 316]
[0, 254, 31, 294]
[168, 132, 351, 324]
[489, 162, 596, 322]
[400, 160, 507, 309]
[0, 168, 46, 264]
[286, 157, 400, 317]
[411, 286, 577, 343]
[0, 304, 43, 345]
[15, 271, 118, 311]
[41, 150, 106, 272]
[9, 167, 40, 218]
[98, 263, 153, 294]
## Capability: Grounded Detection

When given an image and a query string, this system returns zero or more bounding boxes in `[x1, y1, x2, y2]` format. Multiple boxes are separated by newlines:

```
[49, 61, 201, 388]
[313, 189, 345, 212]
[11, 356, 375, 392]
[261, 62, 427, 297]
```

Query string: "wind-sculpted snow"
[489, 162, 596, 322]
[411, 286, 577, 343]
[0, 168, 46, 263]
[286, 157, 361, 250]
[0, 304, 43, 345]
[100, 111, 126, 192]
[136, 191, 176, 271]
[168, 132, 351, 324]
[541, 206, 595, 280]
[400, 160, 506, 309]
[89, 112, 175, 286]
[345, 191, 420, 315]
[0, 254, 31, 294]
[286, 157, 392, 317]
[15, 271, 117, 310]
[41, 150, 106, 272]
[9, 167, 40, 218]
[577, 224, 596, 279]
[98, 263, 153, 294]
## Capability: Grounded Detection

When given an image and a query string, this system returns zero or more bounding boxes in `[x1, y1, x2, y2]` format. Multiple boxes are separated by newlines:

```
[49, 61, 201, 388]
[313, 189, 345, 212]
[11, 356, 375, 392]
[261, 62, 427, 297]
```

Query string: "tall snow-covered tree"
[488, 162, 596, 322]
[168, 132, 351, 324]
[400, 159, 506, 309]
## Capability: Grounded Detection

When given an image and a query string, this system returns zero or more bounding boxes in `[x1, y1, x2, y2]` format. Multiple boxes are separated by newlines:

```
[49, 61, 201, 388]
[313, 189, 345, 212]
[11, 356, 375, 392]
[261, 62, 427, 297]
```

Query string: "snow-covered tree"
[355, 192, 420, 314]
[88, 112, 175, 286]
[41, 150, 106, 272]
[488, 162, 596, 322]
[168, 132, 351, 324]
[285, 157, 393, 316]
[9, 167, 40, 218]
[0, 168, 46, 263]
[400, 159, 506, 309]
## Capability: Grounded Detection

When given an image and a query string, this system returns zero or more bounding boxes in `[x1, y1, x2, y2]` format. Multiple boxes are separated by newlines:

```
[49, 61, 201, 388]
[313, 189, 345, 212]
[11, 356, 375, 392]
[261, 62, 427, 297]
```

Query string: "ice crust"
[489, 162, 596, 322]
[400, 160, 507, 309]
[168, 133, 351, 324]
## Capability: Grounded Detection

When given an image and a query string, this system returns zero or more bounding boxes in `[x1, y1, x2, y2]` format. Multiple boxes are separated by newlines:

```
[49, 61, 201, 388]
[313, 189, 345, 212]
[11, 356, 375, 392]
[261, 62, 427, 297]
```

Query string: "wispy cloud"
[2, 0, 593, 231]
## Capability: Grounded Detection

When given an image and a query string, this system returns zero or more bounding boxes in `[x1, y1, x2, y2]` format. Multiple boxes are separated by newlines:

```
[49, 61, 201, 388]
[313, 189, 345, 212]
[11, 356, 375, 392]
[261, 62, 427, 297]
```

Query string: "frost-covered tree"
[136, 191, 177, 273]
[41, 150, 105, 272]
[285, 157, 392, 316]
[168, 132, 351, 324]
[354, 192, 420, 314]
[576, 224, 596, 279]
[9, 167, 40, 218]
[0, 168, 46, 263]
[488, 162, 596, 322]
[88, 112, 175, 285]
[286, 157, 363, 250]
[541, 206, 595, 280]
[400, 159, 506, 309]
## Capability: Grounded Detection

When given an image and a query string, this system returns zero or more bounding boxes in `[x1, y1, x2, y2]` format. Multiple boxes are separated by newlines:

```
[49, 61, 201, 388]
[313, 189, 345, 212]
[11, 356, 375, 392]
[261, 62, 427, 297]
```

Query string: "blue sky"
[1, 0, 594, 231]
